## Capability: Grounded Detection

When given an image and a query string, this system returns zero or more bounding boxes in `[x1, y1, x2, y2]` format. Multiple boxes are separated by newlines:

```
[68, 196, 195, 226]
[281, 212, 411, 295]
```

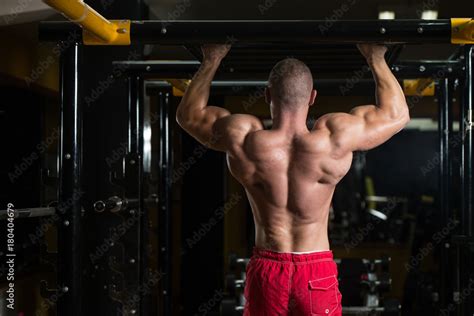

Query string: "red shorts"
[243, 248, 342, 316]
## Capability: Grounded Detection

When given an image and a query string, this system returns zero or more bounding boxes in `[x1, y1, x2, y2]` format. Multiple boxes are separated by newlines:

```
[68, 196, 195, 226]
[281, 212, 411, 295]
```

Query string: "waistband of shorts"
[252, 247, 333, 263]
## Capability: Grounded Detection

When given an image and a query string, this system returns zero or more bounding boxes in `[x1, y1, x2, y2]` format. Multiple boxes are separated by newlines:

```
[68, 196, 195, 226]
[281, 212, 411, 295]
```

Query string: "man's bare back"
[226, 123, 352, 252]
[176, 44, 410, 253]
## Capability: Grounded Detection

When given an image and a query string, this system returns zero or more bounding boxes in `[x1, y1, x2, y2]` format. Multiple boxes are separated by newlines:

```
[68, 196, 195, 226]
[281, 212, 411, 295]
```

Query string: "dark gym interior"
[1, 0, 474, 315]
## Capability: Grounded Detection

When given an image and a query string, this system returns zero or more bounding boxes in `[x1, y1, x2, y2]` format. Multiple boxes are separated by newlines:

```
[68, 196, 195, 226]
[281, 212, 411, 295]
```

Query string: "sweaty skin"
[176, 44, 410, 252]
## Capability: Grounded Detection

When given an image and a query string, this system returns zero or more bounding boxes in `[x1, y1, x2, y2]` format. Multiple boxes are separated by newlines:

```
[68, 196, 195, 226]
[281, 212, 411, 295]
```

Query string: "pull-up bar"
[39, 17, 473, 45]
[42, 0, 130, 45]
[111, 60, 463, 79]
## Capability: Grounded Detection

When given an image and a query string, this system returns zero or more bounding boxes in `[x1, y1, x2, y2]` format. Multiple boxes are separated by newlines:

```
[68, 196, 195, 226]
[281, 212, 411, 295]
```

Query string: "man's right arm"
[316, 44, 410, 155]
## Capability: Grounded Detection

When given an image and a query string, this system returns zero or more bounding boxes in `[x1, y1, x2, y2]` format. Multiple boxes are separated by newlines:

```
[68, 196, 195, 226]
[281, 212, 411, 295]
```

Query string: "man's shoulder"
[233, 114, 264, 130]
[216, 114, 263, 132]
[311, 112, 354, 132]
[213, 114, 264, 153]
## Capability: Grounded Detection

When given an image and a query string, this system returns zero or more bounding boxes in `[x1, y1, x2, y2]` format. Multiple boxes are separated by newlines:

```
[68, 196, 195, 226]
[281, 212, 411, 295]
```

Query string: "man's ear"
[309, 89, 317, 106]
[265, 87, 271, 105]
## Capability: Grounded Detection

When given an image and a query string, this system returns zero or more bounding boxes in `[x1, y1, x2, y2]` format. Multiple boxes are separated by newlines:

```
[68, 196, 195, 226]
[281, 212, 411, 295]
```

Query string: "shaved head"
[267, 58, 314, 110]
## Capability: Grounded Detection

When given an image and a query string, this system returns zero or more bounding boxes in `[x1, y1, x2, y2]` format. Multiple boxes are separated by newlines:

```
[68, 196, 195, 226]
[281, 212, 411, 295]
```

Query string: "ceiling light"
[378, 11, 395, 20]
[421, 10, 438, 20]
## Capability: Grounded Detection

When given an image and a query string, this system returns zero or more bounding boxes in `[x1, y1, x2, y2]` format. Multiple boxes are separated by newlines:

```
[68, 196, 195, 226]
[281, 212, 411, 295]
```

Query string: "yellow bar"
[83, 20, 130, 45]
[451, 18, 474, 44]
[43, 0, 130, 45]
[166, 79, 191, 96]
[403, 79, 435, 96]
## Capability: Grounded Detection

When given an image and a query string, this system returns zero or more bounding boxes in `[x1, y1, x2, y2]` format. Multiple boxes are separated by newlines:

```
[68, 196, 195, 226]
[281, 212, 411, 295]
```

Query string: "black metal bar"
[457, 44, 473, 316]
[146, 79, 380, 96]
[129, 75, 143, 153]
[126, 75, 148, 316]
[462, 45, 473, 238]
[58, 42, 83, 316]
[159, 91, 172, 316]
[113, 60, 463, 79]
[92, 196, 159, 213]
[437, 78, 453, 311]
[137, 76, 151, 316]
[0, 207, 56, 220]
[145, 78, 435, 97]
[390, 60, 463, 78]
[39, 19, 453, 44]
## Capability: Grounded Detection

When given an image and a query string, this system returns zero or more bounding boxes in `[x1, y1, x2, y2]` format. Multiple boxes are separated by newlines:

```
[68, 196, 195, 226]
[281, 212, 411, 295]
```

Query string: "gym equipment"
[222, 254, 249, 315]
[228, 253, 250, 271]
[220, 298, 244, 316]
[338, 257, 400, 315]
[39, 18, 474, 45]
[92, 195, 159, 213]
[37, 2, 474, 314]
[0, 206, 55, 220]
[225, 274, 245, 299]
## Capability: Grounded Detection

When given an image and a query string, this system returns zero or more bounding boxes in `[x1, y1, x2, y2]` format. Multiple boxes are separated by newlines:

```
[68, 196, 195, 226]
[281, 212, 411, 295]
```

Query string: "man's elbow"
[394, 108, 410, 132]
[400, 108, 410, 126]
[387, 103, 410, 126]
[175, 108, 185, 126]
[175, 105, 192, 129]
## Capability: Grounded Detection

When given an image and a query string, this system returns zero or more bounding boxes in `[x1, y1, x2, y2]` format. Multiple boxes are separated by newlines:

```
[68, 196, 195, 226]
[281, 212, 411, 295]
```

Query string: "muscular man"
[176, 44, 410, 315]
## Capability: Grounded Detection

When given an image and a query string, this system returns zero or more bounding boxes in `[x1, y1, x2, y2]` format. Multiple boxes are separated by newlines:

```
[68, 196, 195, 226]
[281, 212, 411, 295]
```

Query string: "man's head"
[265, 58, 316, 114]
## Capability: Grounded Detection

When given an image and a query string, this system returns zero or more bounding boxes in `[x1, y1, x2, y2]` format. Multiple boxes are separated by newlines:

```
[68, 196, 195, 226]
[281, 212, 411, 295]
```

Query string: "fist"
[357, 44, 387, 61]
[201, 44, 231, 62]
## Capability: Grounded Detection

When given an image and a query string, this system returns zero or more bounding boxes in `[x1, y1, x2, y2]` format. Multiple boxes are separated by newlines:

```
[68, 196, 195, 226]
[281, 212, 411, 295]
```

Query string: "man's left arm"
[176, 44, 232, 151]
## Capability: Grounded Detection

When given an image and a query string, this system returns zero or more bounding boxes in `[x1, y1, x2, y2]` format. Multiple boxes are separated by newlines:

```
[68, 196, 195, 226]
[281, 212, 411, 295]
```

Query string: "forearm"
[177, 59, 220, 119]
[368, 58, 409, 120]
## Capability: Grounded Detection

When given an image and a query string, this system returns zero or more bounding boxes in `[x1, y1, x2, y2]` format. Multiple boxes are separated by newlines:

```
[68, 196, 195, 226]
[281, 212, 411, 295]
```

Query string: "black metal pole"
[462, 45, 473, 239]
[111, 60, 463, 80]
[127, 75, 148, 316]
[437, 78, 453, 311]
[57, 42, 83, 316]
[457, 44, 473, 316]
[39, 19, 453, 44]
[128, 75, 143, 153]
[159, 91, 172, 316]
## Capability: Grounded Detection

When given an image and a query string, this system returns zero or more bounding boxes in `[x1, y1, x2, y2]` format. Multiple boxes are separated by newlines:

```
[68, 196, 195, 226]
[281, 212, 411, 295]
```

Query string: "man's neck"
[271, 108, 309, 134]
